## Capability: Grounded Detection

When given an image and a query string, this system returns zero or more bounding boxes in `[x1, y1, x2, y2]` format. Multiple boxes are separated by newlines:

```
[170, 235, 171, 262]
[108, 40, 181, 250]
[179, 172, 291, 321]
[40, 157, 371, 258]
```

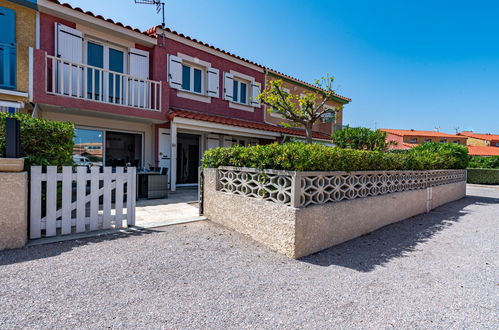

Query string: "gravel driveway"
[1, 185, 498, 329]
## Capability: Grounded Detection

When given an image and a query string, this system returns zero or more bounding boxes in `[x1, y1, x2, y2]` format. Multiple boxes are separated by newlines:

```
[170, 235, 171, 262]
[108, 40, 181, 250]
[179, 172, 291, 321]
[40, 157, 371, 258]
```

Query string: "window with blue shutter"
[182, 65, 190, 91]
[0, 6, 16, 89]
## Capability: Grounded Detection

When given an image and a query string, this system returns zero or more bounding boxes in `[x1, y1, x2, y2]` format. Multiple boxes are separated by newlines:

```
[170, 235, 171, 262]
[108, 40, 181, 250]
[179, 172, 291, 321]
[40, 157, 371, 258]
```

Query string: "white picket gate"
[30, 166, 136, 239]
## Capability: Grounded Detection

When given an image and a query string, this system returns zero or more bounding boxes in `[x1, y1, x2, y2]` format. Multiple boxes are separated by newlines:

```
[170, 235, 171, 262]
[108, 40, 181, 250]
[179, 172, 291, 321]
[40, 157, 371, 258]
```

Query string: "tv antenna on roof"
[453, 126, 460, 134]
[434, 126, 440, 132]
[134, 0, 165, 28]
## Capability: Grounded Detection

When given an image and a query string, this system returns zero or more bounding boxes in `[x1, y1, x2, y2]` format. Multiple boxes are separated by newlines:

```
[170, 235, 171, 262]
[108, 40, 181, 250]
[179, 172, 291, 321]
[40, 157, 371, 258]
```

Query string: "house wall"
[166, 37, 265, 123]
[0, 171, 28, 251]
[401, 135, 466, 144]
[34, 13, 169, 120]
[465, 137, 490, 147]
[0, 0, 36, 102]
[263, 75, 343, 136]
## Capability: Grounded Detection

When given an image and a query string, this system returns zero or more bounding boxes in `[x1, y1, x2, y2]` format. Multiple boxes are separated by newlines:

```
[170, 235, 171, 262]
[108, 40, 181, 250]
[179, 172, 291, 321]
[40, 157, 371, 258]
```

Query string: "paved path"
[1, 185, 497, 329]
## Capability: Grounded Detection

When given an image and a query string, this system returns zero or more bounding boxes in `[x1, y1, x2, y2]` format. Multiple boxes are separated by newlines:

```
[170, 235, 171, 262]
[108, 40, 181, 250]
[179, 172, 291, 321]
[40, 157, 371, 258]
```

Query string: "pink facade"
[164, 36, 265, 122]
[33, 12, 169, 121]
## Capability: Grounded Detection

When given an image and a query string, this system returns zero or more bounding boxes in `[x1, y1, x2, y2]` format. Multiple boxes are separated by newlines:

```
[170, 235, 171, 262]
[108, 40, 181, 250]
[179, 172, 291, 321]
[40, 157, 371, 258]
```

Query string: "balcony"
[45, 54, 161, 112]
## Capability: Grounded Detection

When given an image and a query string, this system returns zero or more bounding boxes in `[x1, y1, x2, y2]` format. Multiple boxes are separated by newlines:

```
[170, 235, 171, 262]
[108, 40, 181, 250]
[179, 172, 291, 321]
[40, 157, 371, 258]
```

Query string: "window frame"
[180, 61, 205, 95]
[232, 77, 249, 105]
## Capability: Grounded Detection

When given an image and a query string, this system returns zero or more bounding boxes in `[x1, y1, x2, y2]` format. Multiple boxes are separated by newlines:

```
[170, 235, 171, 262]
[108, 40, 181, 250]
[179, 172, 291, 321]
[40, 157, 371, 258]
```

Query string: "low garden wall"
[203, 167, 467, 258]
[467, 168, 499, 185]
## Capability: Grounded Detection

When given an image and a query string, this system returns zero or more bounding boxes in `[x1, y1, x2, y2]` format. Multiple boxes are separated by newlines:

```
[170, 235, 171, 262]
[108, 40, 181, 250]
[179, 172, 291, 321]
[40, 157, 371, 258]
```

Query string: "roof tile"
[169, 108, 331, 140]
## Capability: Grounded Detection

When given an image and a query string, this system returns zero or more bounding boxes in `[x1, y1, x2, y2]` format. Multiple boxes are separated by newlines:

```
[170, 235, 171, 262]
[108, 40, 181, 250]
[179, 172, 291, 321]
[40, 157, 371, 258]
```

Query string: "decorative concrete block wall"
[0, 171, 28, 251]
[203, 167, 467, 258]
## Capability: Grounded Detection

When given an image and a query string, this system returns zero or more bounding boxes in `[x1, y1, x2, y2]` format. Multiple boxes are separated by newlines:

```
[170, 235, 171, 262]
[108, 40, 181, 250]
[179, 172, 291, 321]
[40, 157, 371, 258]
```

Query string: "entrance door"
[177, 133, 200, 185]
[158, 128, 172, 186]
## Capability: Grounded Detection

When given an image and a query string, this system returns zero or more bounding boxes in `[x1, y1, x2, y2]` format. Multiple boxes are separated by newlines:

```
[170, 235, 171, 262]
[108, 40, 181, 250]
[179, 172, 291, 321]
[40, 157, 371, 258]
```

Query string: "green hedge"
[202, 142, 469, 171]
[467, 168, 499, 184]
[0, 113, 75, 168]
[468, 156, 499, 169]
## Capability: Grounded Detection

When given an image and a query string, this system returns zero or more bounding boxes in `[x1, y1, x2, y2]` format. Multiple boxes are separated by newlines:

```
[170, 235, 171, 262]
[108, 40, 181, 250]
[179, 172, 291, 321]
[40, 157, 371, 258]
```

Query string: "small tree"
[331, 126, 397, 152]
[257, 75, 342, 143]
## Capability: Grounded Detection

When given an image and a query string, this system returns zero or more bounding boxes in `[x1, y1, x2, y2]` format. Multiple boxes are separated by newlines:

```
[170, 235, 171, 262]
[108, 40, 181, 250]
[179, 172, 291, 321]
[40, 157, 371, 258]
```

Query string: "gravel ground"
[0, 185, 498, 329]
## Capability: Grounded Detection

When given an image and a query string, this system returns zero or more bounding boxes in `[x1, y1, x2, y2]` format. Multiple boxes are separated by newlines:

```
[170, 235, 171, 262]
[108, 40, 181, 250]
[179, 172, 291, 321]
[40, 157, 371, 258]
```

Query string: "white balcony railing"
[46, 54, 161, 112]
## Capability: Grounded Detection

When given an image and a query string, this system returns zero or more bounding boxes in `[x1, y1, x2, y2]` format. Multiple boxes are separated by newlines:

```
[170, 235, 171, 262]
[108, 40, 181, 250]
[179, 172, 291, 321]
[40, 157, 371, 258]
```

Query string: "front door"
[158, 128, 172, 186]
[177, 133, 200, 185]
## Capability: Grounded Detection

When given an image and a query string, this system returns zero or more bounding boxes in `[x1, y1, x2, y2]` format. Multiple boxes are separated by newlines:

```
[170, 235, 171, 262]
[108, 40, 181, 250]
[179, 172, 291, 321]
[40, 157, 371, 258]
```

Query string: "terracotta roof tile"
[467, 145, 499, 156]
[47, 0, 156, 38]
[168, 108, 331, 140]
[458, 131, 499, 142]
[381, 129, 467, 139]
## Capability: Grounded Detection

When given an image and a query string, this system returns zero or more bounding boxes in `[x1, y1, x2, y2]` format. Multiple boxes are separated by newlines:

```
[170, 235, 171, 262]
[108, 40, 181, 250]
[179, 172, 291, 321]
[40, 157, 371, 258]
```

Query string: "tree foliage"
[257, 75, 342, 143]
[331, 126, 396, 151]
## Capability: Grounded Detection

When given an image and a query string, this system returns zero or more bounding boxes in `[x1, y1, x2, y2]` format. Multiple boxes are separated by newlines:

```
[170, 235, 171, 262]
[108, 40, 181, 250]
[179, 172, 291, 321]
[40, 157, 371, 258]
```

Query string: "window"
[440, 140, 447, 143]
[495, 143, 499, 147]
[181, 63, 204, 94]
[73, 128, 104, 166]
[233, 79, 248, 104]
[321, 106, 336, 123]
[453, 140, 460, 144]
[408, 138, 417, 143]
[0, 6, 16, 89]
[74, 128, 143, 167]
[425, 139, 432, 143]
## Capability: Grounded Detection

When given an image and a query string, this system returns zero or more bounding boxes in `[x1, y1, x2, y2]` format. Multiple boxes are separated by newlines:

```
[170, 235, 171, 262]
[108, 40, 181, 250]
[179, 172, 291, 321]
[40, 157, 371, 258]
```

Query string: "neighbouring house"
[381, 129, 468, 150]
[0, 0, 37, 114]
[263, 69, 350, 143]
[26, 0, 350, 191]
[458, 131, 499, 156]
[458, 131, 499, 147]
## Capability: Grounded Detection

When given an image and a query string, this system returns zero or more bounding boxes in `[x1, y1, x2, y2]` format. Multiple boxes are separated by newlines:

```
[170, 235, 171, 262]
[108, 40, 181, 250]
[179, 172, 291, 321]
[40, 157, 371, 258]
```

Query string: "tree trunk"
[305, 123, 313, 144]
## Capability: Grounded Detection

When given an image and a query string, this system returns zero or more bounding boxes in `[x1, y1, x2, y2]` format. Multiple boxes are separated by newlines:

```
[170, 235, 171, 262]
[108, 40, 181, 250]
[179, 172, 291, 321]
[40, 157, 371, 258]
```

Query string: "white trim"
[0, 100, 24, 108]
[0, 89, 28, 97]
[177, 90, 211, 103]
[172, 117, 280, 139]
[170, 121, 177, 191]
[163, 30, 263, 73]
[38, 0, 157, 46]
[29, 47, 34, 102]
[229, 70, 255, 83]
[177, 52, 211, 68]
[36, 12, 40, 49]
[229, 102, 254, 112]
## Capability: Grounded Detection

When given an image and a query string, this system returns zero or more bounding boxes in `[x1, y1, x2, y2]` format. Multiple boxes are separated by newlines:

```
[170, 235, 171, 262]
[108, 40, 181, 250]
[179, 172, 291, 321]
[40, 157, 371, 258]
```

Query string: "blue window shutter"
[233, 81, 238, 103]
[0, 7, 16, 45]
[182, 65, 190, 90]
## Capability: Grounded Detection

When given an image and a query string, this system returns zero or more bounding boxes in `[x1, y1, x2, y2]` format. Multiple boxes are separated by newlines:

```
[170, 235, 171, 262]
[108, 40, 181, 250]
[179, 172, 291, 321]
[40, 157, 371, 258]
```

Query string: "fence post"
[291, 172, 302, 208]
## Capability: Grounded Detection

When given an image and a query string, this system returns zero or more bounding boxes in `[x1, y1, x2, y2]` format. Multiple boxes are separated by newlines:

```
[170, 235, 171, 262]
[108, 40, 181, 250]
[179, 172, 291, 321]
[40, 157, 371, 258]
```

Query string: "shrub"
[331, 126, 396, 151]
[202, 142, 468, 171]
[0, 113, 75, 168]
[468, 156, 499, 169]
[406, 143, 469, 170]
[467, 168, 499, 184]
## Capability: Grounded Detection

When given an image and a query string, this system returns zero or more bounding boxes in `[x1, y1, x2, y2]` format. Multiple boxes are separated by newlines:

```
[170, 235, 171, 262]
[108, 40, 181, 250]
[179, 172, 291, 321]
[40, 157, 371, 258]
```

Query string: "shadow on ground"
[300, 194, 498, 272]
[0, 227, 160, 267]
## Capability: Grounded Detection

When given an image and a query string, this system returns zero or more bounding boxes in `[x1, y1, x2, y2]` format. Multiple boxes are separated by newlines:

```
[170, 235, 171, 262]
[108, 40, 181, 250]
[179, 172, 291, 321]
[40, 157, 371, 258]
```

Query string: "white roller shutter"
[223, 72, 234, 101]
[250, 82, 261, 107]
[207, 67, 219, 97]
[129, 48, 150, 108]
[168, 54, 182, 89]
[55, 23, 83, 96]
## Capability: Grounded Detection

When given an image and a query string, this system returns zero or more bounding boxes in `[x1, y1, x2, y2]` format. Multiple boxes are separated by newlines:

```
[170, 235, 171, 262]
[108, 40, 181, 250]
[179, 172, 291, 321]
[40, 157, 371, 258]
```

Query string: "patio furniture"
[137, 169, 168, 199]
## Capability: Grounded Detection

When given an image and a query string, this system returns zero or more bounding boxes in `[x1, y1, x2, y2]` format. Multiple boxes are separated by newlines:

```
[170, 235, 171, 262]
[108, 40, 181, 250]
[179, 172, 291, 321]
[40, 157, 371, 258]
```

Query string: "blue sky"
[64, 0, 498, 134]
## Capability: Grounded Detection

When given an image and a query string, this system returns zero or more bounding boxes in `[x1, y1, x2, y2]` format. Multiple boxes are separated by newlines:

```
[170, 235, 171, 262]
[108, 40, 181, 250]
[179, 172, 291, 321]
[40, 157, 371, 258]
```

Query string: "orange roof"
[381, 129, 466, 139]
[467, 145, 499, 156]
[46, 0, 156, 38]
[458, 131, 499, 142]
[168, 108, 331, 140]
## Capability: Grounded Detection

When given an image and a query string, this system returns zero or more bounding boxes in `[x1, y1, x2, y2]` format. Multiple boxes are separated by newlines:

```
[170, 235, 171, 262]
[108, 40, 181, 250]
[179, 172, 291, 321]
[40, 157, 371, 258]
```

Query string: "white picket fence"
[30, 166, 136, 239]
